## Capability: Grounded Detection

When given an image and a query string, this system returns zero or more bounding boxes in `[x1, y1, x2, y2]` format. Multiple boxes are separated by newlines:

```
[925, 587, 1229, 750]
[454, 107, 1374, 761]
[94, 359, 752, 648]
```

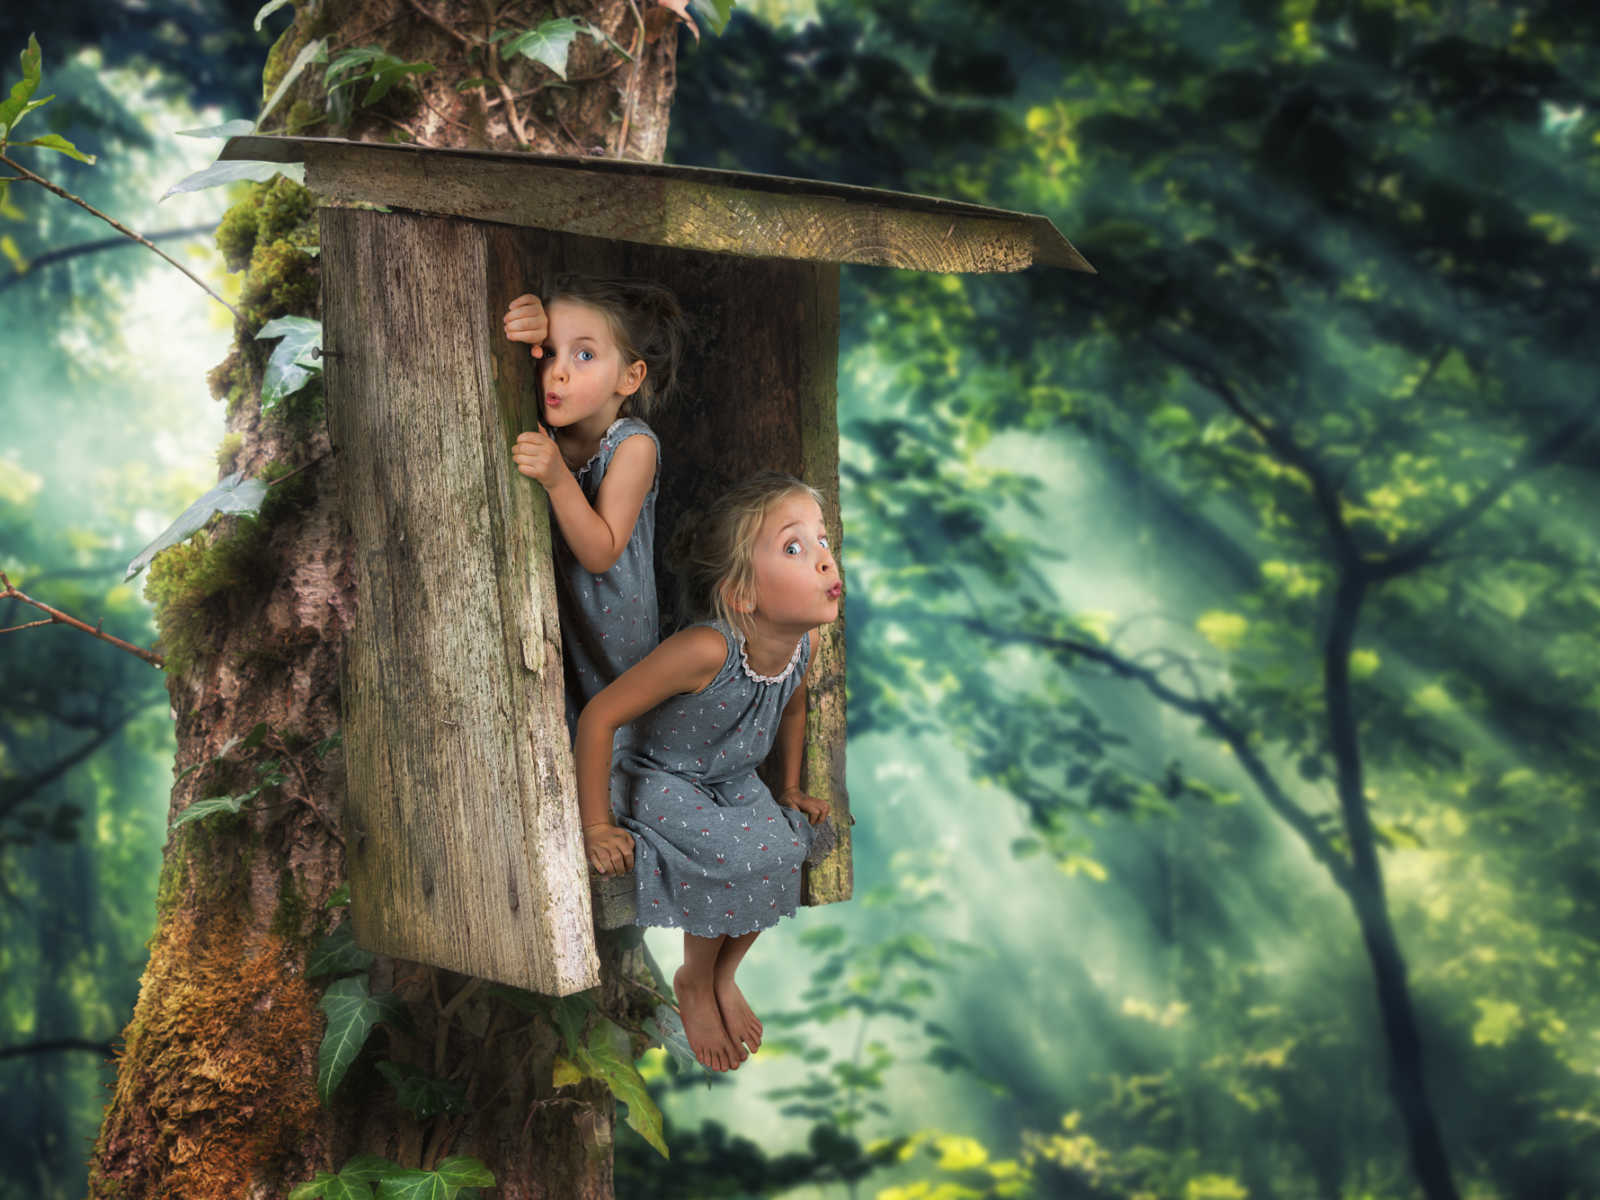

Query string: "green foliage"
[499, 20, 599, 80]
[255, 314, 323, 408]
[324, 46, 434, 107]
[124, 471, 269, 582]
[659, 2, 1600, 1197]
[0, 35, 94, 223]
[316, 975, 407, 1103]
[304, 921, 375, 980]
[290, 1154, 493, 1200]
[375, 1061, 468, 1120]
[554, 1017, 668, 1157]
[0, 36, 91, 162]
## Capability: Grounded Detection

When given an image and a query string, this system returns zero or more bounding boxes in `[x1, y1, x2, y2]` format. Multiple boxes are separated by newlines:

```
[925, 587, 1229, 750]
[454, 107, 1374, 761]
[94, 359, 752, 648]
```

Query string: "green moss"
[154, 837, 191, 918]
[256, 175, 314, 243]
[242, 241, 318, 328]
[284, 99, 326, 135]
[215, 432, 244, 472]
[145, 515, 274, 678]
[215, 200, 259, 273]
[261, 5, 335, 101]
[269, 867, 311, 945]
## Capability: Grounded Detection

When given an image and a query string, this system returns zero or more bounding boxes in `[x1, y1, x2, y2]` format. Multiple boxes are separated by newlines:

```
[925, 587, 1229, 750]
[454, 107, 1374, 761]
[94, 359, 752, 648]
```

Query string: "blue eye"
[784, 540, 802, 556]
[576, 348, 594, 362]
[818, 534, 830, 549]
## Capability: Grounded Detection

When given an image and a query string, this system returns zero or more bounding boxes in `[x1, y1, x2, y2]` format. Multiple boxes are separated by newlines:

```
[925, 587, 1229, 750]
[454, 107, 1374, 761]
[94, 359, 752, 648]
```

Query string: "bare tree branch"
[0, 153, 242, 322]
[0, 1037, 116, 1062]
[0, 224, 215, 294]
[1144, 329, 1360, 568]
[1369, 395, 1600, 582]
[0, 572, 164, 669]
[890, 606, 1357, 895]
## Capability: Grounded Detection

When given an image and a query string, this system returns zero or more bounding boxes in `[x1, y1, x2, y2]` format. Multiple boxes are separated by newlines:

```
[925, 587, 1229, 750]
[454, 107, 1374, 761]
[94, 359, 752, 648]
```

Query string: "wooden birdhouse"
[221, 135, 1093, 996]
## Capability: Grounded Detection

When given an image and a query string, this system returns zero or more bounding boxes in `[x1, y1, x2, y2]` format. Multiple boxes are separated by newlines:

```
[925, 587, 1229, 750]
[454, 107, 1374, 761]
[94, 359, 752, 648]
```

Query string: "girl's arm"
[772, 631, 830, 825]
[574, 625, 726, 873]
[544, 434, 657, 574]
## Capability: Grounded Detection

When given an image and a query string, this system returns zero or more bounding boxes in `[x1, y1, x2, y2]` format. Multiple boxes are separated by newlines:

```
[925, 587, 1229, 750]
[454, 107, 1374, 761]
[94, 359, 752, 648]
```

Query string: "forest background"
[2, 0, 1596, 1198]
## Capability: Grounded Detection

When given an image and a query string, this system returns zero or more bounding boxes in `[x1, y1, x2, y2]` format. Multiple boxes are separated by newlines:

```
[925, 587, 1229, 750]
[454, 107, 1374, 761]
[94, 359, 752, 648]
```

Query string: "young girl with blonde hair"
[575, 473, 841, 1072]
[503, 276, 687, 727]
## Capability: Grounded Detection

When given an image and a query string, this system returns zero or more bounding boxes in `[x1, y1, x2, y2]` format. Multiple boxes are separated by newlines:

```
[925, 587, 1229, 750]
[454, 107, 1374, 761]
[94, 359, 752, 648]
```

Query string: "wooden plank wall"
[324, 209, 599, 996]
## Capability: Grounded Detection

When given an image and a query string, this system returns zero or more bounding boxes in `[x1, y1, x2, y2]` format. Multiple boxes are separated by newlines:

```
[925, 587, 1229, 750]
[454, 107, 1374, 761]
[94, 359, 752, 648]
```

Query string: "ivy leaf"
[256, 315, 324, 408]
[375, 1171, 450, 1200]
[688, 0, 736, 36]
[0, 35, 46, 137]
[567, 1018, 668, 1157]
[338, 1156, 402, 1184]
[325, 882, 351, 908]
[260, 37, 327, 126]
[176, 119, 257, 139]
[306, 923, 376, 980]
[432, 1159, 494, 1189]
[13, 133, 94, 164]
[325, 47, 434, 106]
[254, 0, 295, 31]
[377, 1060, 469, 1119]
[161, 157, 305, 201]
[502, 19, 583, 79]
[124, 471, 269, 580]
[324, 1176, 375, 1200]
[317, 976, 393, 1102]
[168, 793, 249, 832]
[288, 1174, 333, 1200]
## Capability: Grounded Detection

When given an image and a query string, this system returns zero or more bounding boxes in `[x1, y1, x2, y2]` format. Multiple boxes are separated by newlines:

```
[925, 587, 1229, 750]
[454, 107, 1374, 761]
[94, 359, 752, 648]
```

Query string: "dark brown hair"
[546, 274, 688, 420]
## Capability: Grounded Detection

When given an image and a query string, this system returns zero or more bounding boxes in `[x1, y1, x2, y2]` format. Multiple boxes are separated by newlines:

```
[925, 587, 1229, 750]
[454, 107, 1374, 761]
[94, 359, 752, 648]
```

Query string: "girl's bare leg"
[675, 932, 743, 1071]
[713, 931, 763, 1054]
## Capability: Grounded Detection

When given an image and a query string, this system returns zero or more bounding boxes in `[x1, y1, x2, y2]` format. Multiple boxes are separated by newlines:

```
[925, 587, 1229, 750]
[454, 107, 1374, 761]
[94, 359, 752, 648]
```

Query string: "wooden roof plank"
[220, 135, 1095, 274]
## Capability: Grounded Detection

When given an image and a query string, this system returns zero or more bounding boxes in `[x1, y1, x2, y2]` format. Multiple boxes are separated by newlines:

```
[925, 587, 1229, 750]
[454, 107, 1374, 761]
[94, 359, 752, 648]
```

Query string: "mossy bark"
[90, 2, 679, 1196]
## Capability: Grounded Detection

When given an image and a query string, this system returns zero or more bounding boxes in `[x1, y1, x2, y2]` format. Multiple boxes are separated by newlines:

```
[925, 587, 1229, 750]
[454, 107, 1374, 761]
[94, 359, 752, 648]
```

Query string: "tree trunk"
[89, 2, 678, 1195]
[1325, 572, 1461, 1200]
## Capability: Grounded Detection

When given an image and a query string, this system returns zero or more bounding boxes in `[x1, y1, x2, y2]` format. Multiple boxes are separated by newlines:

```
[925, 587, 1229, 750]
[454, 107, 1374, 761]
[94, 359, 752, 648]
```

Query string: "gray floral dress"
[613, 622, 817, 937]
[554, 417, 661, 734]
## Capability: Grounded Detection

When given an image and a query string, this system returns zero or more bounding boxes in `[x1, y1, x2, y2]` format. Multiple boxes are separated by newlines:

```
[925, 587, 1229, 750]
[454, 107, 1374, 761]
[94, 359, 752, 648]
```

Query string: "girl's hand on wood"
[503, 293, 548, 357]
[777, 786, 830, 826]
[585, 823, 635, 875]
[512, 426, 567, 489]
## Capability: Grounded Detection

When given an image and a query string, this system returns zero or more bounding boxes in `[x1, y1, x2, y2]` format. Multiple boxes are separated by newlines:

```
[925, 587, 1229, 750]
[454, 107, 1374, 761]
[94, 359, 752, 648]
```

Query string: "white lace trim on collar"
[574, 417, 632, 479]
[738, 634, 806, 685]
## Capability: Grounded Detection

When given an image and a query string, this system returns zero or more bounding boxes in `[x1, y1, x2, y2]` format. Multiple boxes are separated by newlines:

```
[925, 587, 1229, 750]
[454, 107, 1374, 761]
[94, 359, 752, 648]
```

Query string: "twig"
[616, 0, 647, 158]
[265, 729, 344, 846]
[406, 0, 473, 45]
[0, 571, 163, 668]
[434, 977, 485, 1072]
[0, 152, 243, 323]
[265, 452, 330, 491]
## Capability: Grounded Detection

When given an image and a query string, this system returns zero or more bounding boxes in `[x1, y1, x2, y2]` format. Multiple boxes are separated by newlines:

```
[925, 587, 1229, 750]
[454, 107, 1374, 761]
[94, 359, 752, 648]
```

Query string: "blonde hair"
[677, 472, 825, 637]
[546, 274, 687, 421]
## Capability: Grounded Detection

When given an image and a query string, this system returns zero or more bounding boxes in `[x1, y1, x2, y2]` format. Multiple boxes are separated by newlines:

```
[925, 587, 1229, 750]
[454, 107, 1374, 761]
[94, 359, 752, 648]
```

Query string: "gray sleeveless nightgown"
[553, 417, 661, 733]
[613, 622, 817, 937]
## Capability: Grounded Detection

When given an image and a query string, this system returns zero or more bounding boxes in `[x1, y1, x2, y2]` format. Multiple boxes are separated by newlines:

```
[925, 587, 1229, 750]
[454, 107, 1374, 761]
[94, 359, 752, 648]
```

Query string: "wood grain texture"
[222, 135, 1095, 274]
[324, 208, 599, 995]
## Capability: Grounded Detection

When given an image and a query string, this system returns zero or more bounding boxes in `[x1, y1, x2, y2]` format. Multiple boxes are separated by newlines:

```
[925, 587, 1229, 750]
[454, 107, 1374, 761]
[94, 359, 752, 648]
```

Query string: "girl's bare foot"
[714, 974, 763, 1055]
[674, 965, 743, 1072]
